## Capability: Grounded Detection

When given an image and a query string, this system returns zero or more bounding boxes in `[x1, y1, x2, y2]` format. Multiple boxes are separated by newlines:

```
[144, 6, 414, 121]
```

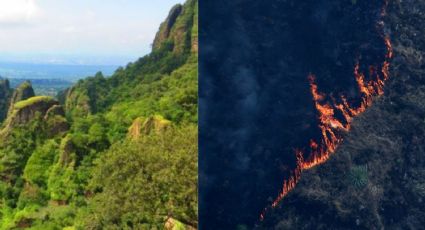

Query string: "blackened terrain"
[200, 0, 392, 229]
[258, 1, 425, 229]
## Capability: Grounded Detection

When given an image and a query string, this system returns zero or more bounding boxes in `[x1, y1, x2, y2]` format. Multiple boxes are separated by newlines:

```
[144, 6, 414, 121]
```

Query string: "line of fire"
[260, 0, 393, 221]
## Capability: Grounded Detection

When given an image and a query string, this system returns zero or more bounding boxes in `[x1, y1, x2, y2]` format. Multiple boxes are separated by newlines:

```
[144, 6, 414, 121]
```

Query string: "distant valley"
[0, 62, 119, 96]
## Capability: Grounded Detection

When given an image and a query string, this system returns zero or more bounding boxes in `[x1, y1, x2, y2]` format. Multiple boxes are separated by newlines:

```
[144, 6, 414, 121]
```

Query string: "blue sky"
[0, 0, 184, 65]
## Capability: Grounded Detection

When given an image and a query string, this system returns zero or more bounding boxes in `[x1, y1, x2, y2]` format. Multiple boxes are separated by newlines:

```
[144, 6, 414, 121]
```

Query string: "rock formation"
[128, 115, 171, 139]
[152, 0, 197, 54]
[2, 96, 68, 137]
[153, 4, 183, 50]
[8, 80, 35, 115]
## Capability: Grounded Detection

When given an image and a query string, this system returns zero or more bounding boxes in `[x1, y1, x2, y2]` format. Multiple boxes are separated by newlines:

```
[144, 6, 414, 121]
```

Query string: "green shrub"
[348, 165, 368, 189]
[81, 125, 198, 229]
[23, 140, 59, 187]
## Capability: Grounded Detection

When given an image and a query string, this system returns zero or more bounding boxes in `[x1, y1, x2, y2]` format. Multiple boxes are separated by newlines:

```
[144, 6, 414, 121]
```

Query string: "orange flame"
[260, 2, 393, 221]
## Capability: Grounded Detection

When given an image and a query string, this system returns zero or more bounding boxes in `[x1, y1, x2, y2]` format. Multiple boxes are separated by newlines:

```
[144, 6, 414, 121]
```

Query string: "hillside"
[0, 0, 198, 229]
[257, 1, 425, 229]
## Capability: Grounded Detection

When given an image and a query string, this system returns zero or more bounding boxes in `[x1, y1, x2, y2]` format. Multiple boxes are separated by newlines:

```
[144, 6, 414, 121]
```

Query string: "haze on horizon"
[0, 0, 184, 66]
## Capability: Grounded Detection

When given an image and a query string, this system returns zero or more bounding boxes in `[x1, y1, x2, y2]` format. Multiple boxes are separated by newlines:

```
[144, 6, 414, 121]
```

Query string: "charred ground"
[258, 0, 425, 229]
[200, 0, 407, 229]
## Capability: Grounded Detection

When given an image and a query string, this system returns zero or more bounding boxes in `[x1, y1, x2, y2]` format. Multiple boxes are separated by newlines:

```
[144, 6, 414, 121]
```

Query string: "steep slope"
[199, 0, 391, 228]
[0, 1, 198, 229]
[8, 81, 35, 111]
[258, 1, 425, 229]
[2, 96, 68, 137]
[65, 0, 197, 119]
[127, 115, 171, 139]
[0, 81, 61, 133]
[6, 81, 35, 119]
[153, 2, 198, 54]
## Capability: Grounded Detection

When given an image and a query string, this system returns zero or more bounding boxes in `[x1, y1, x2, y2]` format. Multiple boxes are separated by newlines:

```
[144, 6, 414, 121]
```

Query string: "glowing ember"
[260, 1, 393, 221]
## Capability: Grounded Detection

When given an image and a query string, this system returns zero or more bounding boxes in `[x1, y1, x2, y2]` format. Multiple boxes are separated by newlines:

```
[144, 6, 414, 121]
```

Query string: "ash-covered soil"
[258, 1, 425, 229]
[200, 0, 401, 229]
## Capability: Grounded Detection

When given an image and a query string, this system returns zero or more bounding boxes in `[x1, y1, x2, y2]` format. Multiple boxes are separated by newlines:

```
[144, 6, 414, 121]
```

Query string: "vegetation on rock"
[7, 81, 35, 116]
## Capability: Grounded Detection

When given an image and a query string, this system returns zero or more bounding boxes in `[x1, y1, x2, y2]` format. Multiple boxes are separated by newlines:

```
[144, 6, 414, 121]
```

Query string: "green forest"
[0, 0, 198, 229]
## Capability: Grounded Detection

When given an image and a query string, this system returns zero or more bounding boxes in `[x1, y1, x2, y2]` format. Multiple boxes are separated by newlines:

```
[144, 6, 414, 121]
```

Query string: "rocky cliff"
[63, 0, 198, 119]
[152, 0, 198, 54]
[127, 115, 171, 139]
[7, 80, 35, 116]
[2, 96, 68, 137]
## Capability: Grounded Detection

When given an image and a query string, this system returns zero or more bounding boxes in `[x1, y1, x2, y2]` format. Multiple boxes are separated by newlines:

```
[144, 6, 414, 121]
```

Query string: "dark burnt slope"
[200, 0, 388, 229]
[258, 1, 425, 229]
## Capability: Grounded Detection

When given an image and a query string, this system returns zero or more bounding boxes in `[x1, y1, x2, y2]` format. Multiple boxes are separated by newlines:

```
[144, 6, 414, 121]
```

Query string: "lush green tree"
[23, 140, 59, 187]
[80, 125, 198, 229]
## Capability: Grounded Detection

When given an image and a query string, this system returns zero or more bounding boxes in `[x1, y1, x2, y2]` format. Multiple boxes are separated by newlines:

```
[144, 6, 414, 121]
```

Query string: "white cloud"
[0, 0, 183, 65]
[0, 0, 41, 25]
[62, 25, 77, 33]
[84, 9, 96, 19]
